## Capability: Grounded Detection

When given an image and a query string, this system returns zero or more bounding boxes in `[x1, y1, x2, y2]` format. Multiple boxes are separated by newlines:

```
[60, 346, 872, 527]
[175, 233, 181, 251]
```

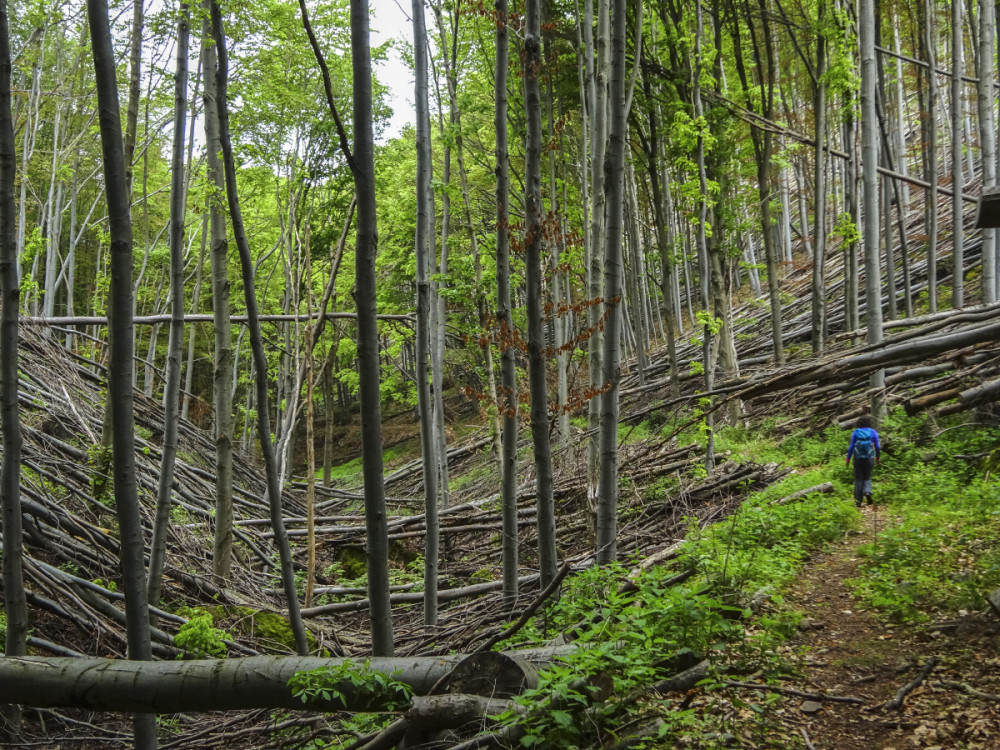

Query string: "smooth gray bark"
[148, 1, 190, 611]
[694, 0, 715, 473]
[201, 4, 234, 585]
[412, 0, 439, 627]
[209, 0, 309, 657]
[545, 20, 570, 448]
[585, 0, 608, 515]
[924, 0, 939, 313]
[0, 1, 27, 734]
[0, 656, 465, 713]
[524, 0, 558, 588]
[977, 0, 996, 302]
[595, 0, 626, 565]
[123, 0, 143, 195]
[811, 9, 828, 353]
[952, 0, 964, 308]
[350, 0, 395, 655]
[87, 0, 157, 744]
[495, 0, 518, 605]
[860, 0, 885, 418]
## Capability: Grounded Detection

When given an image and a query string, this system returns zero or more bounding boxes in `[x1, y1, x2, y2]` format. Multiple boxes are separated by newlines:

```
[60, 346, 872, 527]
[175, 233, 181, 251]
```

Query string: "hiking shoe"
[865, 493, 874, 505]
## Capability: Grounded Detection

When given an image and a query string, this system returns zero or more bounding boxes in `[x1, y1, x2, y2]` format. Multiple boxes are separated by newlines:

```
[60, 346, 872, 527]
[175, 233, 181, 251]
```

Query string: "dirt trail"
[776, 506, 1000, 750]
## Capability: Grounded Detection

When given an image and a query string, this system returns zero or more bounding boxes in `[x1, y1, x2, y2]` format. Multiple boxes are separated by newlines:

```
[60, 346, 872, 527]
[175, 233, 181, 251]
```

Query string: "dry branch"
[877, 656, 939, 711]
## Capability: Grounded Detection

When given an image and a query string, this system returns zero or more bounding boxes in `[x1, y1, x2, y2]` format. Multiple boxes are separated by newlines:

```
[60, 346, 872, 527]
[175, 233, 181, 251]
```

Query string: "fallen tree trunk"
[0, 655, 464, 713]
[770, 482, 834, 506]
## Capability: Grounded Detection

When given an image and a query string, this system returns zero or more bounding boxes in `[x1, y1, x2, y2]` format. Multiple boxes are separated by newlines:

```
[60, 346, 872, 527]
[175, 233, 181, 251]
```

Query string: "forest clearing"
[5, 0, 1000, 746]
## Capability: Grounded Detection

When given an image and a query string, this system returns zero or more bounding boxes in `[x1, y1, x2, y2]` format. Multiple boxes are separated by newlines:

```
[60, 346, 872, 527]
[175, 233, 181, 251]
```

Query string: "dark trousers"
[853, 457, 874, 501]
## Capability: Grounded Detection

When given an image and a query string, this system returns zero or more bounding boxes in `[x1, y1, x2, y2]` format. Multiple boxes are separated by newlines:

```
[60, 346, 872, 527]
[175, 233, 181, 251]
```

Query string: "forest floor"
[772, 504, 1000, 750]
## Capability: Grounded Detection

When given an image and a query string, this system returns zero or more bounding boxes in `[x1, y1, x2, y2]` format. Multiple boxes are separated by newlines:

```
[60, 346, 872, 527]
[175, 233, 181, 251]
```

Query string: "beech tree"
[350, 0, 395, 655]
[0, 0, 26, 735]
[595, 0, 627, 564]
[87, 0, 156, 743]
[524, 0, 558, 588]
[202, 0, 235, 586]
[495, 0, 519, 603]
[209, 0, 309, 657]
[860, 0, 885, 418]
[147, 0, 190, 611]
[412, 0, 439, 626]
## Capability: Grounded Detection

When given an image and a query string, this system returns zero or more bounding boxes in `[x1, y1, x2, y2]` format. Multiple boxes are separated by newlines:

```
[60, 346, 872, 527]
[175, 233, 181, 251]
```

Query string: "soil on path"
[775, 504, 1000, 750]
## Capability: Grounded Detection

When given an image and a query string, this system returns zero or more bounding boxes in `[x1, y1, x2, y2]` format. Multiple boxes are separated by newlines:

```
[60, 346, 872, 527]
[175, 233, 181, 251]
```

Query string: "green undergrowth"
[483, 411, 1000, 747]
[489, 432, 861, 747]
[321, 444, 408, 484]
[846, 412, 1000, 623]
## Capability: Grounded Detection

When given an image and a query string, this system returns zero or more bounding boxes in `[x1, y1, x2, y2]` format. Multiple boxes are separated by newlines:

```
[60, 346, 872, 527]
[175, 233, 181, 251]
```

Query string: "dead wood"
[933, 680, 1000, 701]
[876, 656, 939, 711]
[474, 561, 573, 653]
[770, 482, 834, 506]
[723, 680, 865, 704]
[652, 660, 710, 693]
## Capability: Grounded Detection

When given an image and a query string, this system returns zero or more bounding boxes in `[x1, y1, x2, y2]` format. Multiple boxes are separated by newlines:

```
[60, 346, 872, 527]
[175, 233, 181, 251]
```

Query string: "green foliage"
[173, 612, 232, 658]
[846, 414, 1000, 622]
[87, 442, 113, 506]
[679, 479, 856, 601]
[496, 563, 746, 747]
[832, 212, 860, 246]
[287, 660, 413, 711]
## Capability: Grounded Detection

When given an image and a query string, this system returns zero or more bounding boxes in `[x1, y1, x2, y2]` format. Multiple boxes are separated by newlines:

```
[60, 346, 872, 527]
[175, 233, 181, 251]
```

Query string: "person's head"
[856, 415, 872, 429]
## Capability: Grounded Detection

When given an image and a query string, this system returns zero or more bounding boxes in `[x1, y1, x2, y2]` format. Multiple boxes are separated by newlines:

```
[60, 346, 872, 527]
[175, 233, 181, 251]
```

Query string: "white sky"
[370, 0, 416, 140]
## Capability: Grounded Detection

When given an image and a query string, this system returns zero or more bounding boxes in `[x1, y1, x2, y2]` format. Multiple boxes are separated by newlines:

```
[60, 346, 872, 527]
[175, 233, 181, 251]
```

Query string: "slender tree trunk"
[124, 0, 143, 194]
[0, 1, 27, 734]
[811, 9, 828, 353]
[779, 144, 793, 263]
[181, 213, 205, 421]
[795, 161, 813, 260]
[202, 3, 234, 586]
[524, 0, 558, 588]
[87, 0, 157, 743]
[304, 226, 317, 609]
[978, 0, 996, 302]
[586, 0, 609, 517]
[694, 0, 715, 473]
[148, 1, 190, 612]
[596, 0, 626, 564]
[861, 0, 885, 418]
[843, 112, 860, 333]
[495, 0, 518, 604]
[624, 166, 647, 384]
[952, 0, 964, 308]
[209, 0, 309, 656]
[924, 0, 939, 313]
[545, 20, 570, 448]
[413, 0, 439, 627]
[883, 179, 898, 319]
[349, 0, 395, 654]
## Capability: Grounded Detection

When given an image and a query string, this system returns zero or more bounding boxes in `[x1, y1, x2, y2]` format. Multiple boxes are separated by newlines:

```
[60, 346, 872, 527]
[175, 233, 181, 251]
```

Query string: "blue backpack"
[854, 429, 876, 460]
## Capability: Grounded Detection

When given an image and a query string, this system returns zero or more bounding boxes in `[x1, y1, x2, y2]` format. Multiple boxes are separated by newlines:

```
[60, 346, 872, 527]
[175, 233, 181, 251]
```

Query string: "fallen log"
[770, 482, 834, 506]
[300, 574, 542, 617]
[405, 694, 514, 730]
[0, 655, 464, 713]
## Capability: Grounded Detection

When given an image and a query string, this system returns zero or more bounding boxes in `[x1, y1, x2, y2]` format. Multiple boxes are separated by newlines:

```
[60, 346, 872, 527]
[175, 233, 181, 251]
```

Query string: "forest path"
[776, 505, 1000, 750]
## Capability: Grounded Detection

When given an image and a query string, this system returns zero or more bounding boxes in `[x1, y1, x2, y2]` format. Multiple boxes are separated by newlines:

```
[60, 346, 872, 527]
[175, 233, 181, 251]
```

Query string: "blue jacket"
[847, 427, 881, 462]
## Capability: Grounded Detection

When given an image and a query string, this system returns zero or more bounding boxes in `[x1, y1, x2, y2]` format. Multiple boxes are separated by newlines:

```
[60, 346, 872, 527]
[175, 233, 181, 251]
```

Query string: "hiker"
[846, 415, 881, 507]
